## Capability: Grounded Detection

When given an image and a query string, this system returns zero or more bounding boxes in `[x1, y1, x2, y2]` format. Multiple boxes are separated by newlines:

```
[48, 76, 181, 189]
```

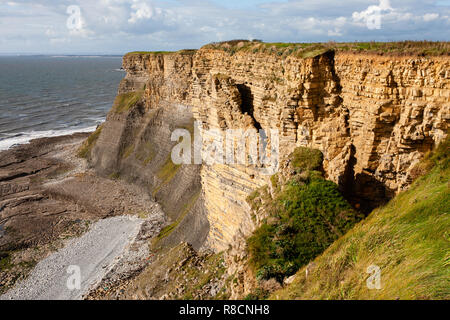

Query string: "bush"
[290, 147, 323, 171]
[247, 148, 362, 282]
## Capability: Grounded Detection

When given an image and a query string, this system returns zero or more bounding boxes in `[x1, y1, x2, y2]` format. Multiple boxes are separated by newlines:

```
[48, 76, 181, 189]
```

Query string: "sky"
[0, 0, 449, 54]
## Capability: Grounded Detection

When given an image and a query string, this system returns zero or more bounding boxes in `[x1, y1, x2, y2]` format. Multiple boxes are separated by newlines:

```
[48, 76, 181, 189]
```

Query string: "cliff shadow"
[340, 145, 395, 214]
[236, 83, 261, 130]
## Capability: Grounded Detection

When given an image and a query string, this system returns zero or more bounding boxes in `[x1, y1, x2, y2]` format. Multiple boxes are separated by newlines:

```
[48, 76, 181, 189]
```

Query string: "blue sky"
[0, 0, 449, 54]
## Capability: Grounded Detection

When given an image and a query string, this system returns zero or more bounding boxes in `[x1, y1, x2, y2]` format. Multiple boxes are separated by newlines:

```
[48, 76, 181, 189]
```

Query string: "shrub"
[290, 147, 323, 171]
[247, 148, 362, 282]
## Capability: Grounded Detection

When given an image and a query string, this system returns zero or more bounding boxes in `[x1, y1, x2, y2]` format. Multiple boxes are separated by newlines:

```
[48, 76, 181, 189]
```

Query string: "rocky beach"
[0, 134, 166, 298]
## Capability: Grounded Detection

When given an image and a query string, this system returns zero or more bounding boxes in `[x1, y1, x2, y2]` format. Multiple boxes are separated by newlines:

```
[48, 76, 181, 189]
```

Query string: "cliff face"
[335, 54, 449, 207]
[90, 51, 209, 250]
[89, 43, 449, 252]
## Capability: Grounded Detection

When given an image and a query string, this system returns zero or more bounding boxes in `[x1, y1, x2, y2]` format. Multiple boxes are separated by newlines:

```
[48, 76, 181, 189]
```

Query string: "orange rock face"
[92, 45, 449, 251]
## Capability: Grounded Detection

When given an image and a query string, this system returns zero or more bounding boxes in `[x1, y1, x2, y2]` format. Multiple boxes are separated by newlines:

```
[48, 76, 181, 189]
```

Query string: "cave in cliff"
[236, 83, 262, 130]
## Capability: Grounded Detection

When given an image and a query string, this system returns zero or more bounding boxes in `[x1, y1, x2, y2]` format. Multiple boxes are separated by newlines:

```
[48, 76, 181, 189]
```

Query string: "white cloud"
[352, 0, 394, 30]
[128, 1, 154, 24]
[1, 0, 450, 54]
[328, 28, 343, 36]
[335, 17, 347, 26]
[45, 28, 56, 36]
[423, 13, 439, 21]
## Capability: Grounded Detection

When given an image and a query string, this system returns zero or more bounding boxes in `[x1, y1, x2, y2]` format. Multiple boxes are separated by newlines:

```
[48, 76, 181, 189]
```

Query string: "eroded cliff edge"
[87, 41, 449, 254]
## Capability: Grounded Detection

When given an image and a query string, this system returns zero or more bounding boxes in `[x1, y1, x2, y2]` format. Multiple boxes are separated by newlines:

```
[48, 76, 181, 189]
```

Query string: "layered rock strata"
[89, 43, 449, 252]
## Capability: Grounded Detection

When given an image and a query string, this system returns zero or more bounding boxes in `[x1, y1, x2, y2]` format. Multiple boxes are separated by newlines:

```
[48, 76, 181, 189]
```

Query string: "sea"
[0, 55, 125, 151]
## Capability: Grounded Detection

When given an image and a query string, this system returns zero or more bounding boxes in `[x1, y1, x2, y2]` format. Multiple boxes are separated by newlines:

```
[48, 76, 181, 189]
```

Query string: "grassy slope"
[272, 139, 450, 300]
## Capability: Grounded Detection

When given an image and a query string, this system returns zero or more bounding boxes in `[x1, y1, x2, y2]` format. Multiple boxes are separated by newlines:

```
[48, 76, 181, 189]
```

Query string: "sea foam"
[0, 126, 97, 151]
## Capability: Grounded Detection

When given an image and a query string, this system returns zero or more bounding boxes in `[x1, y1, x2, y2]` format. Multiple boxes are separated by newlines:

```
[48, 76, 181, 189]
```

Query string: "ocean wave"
[0, 126, 98, 151]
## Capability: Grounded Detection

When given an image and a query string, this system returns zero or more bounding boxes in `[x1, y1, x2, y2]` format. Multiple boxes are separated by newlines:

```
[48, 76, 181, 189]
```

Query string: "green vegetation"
[124, 49, 197, 57]
[122, 243, 230, 300]
[0, 249, 37, 295]
[143, 153, 156, 165]
[247, 147, 363, 282]
[136, 141, 156, 166]
[154, 191, 200, 246]
[152, 117, 195, 187]
[151, 154, 183, 198]
[272, 137, 450, 300]
[204, 40, 331, 59]
[0, 251, 13, 271]
[126, 41, 449, 62]
[157, 155, 181, 183]
[126, 51, 174, 55]
[108, 172, 120, 180]
[203, 40, 450, 58]
[77, 125, 103, 158]
[290, 147, 323, 171]
[180, 252, 229, 300]
[334, 40, 450, 56]
[112, 91, 143, 114]
[121, 144, 135, 159]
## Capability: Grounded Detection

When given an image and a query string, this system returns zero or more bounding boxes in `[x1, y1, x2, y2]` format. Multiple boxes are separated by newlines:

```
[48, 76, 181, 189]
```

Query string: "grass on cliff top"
[335, 40, 450, 56]
[203, 40, 450, 57]
[204, 40, 331, 59]
[246, 147, 363, 283]
[124, 49, 197, 57]
[125, 41, 448, 60]
[112, 91, 143, 114]
[77, 125, 102, 159]
[271, 137, 450, 300]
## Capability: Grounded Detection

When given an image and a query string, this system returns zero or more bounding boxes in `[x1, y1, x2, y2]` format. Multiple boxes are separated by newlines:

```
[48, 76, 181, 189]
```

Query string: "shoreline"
[0, 126, 101, 152]
[0, 133, 166, 299]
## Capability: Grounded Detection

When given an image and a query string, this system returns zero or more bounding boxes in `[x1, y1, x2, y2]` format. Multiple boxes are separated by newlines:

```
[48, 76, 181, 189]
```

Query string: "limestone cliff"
[90, 50, 209, 250]
[88, 41, 449, 254]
